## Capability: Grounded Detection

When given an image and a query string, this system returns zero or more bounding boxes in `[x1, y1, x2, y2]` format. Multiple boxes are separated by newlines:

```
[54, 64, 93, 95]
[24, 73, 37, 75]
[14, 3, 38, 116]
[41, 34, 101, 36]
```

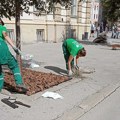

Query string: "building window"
[94, 6, 96, 10]
[96, 14, 98, 19]
[71, 29, 76, 38]
[94, 14, 95, 19]
[36, 29, 44, 42]
[66, 27, 76, 39]
[97, 6, 99, 11]
[71, 0, 77, 17]
[7, 29, 15, 41]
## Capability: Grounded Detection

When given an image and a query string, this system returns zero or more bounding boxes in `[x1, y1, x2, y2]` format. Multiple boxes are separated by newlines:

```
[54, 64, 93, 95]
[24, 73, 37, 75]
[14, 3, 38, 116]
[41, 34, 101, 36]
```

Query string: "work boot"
[16, 84, 28, 93]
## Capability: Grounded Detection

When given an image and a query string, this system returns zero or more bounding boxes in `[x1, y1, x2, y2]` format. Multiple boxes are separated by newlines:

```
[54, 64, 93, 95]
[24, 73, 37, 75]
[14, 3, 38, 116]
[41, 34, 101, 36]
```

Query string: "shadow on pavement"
[100, 48, 120, 50]
[79, 40, 108, 46]
[44, 66, 67, 75]
[79, 40, 96, 45]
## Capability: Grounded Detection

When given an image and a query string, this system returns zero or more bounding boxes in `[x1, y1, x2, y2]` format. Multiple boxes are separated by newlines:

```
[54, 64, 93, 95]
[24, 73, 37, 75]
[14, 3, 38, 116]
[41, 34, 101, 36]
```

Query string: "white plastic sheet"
[21, 54, 40, 68]
[30, 63, 40, 68]
[41, 91, 63, 99]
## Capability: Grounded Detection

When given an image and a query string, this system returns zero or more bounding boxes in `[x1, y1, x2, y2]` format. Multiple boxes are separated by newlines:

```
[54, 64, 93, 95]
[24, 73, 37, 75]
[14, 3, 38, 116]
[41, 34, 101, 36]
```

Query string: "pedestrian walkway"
[0, 35, 120, 120]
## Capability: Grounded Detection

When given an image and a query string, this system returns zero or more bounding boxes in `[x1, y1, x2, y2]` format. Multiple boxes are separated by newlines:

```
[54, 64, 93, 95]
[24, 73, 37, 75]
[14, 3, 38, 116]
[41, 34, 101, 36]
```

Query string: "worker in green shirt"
[62, 38, 86, 76]
[0, 18, 27, 93]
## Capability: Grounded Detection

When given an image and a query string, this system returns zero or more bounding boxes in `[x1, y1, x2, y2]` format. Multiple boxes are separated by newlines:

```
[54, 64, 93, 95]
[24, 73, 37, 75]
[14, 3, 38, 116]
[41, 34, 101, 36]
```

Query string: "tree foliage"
[0, 0, 73, 19]
[101, 0, 120, 22]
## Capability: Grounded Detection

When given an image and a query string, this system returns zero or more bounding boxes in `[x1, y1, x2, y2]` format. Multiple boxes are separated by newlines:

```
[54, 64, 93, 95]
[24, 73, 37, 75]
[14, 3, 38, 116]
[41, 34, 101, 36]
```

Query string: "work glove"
[68, 70, 73, 77]
[12, 46, 22, 55]
[75, 65, 79, 70]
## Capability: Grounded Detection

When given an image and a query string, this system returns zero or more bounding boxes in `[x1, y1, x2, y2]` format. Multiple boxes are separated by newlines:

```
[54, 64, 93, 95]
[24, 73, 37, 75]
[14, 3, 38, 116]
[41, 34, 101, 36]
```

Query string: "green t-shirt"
[0, 25, 7, 39]
[66, 38, 84, 57]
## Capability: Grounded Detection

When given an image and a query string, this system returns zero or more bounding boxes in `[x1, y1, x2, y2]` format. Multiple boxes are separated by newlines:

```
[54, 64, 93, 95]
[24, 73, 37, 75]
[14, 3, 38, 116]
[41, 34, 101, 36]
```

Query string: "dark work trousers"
[62, 41, 74, 70]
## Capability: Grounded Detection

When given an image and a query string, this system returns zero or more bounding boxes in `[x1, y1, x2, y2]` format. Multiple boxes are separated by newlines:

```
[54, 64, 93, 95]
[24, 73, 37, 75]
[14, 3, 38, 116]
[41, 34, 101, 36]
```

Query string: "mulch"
[4, 68, 70, 96]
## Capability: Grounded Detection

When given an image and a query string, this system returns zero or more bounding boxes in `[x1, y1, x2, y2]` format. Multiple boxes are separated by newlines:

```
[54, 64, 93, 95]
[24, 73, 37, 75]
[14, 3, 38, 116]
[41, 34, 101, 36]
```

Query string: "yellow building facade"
[3, 0, 91, 44]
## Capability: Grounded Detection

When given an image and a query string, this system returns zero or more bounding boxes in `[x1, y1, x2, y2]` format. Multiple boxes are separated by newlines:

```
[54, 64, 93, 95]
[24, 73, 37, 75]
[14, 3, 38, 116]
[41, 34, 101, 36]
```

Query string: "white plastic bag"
[42, 91, 63, 99]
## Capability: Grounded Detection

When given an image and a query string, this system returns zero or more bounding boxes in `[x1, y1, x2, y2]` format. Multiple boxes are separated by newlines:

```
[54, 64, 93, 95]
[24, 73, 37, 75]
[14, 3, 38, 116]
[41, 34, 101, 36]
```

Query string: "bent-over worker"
[62, 38, 86, 76]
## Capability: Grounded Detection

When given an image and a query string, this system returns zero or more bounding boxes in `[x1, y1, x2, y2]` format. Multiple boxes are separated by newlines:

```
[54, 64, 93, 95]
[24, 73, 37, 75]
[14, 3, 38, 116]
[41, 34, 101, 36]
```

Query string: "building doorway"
[71, 29, 76, 39]
[36, 29, 44, 42]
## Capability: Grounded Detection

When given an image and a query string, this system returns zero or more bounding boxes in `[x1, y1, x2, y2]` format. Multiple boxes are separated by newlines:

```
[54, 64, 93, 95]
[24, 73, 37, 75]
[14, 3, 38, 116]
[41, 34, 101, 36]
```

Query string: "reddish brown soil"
[4, 68, 70, 96]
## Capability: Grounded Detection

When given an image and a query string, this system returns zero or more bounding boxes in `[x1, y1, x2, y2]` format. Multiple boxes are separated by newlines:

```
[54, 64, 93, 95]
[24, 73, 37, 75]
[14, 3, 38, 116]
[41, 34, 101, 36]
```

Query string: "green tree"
[0, 0, 73, 19]
[101, 0, 120, 23]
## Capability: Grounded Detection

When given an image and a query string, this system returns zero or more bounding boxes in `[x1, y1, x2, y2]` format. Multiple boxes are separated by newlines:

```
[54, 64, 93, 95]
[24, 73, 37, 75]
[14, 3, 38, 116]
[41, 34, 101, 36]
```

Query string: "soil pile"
[4, 68, 69, 96]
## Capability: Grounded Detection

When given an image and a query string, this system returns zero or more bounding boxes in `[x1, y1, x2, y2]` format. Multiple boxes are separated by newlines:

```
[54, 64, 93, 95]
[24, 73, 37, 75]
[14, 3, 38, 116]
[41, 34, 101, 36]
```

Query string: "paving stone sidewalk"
[0, 35, 120, 120]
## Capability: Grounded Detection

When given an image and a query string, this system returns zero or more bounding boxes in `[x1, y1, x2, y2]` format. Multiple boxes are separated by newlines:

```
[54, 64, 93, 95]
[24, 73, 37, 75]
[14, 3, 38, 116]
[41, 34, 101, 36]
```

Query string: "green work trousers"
[62, 41, 74, 70]
[0, 55, 23, 91]
[0, 39, 23, 91]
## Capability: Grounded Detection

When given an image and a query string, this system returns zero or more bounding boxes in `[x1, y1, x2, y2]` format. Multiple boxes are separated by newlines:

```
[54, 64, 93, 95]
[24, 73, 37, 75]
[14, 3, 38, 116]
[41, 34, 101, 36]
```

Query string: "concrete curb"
[55, 81, 120, 120]
[6, 78, 81, 102]
[79, 82, 120, 111]
[56, 106, 85, 120]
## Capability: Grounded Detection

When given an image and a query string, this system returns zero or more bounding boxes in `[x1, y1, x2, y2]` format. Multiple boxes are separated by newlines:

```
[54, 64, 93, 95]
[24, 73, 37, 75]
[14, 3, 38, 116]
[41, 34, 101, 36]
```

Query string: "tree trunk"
[15, 0, 22, 72]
